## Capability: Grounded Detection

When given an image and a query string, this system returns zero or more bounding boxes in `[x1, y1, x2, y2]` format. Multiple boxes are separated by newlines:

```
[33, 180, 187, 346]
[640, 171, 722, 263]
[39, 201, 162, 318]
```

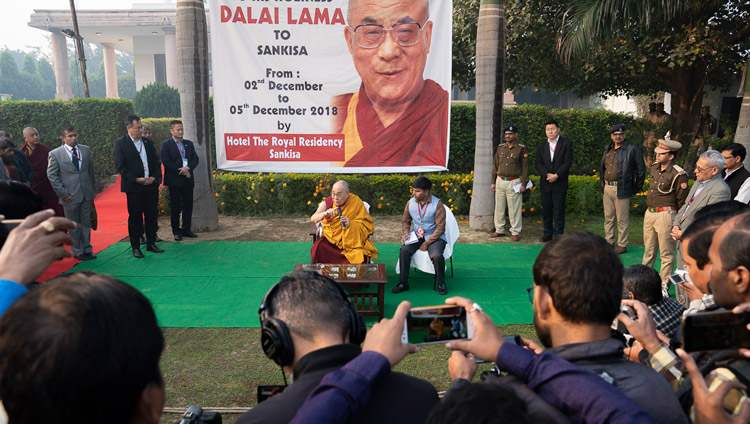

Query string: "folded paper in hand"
[404, 231, 420, 245]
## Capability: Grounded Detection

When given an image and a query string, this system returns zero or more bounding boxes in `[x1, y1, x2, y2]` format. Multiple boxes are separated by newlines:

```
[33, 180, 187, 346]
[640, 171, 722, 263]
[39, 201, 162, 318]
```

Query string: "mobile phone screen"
[683, 311, 750, 352]
[668, 274, 685, 285]
[402, 305, 473, 345]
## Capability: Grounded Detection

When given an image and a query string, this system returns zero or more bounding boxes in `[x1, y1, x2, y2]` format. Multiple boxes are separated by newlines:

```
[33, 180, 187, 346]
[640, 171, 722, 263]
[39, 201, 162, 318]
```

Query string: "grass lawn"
[158, 213, 642, 422]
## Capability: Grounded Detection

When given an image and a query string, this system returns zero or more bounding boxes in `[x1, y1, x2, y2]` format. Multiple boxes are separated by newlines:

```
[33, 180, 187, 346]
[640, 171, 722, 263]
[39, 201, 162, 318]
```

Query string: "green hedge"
[1, 100, 665, 189]
[0, 98, 134, 190]
[483, 104, 670, 175]
[211, 172, 688, 217]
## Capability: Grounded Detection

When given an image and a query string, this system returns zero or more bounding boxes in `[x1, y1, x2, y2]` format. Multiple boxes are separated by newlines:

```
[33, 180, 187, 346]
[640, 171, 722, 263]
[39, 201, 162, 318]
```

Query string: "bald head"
[331, 180, 350, 206]
[333, 180, 350, 192]
[22, 127, 40, 147]
[347, 0, 429, 24]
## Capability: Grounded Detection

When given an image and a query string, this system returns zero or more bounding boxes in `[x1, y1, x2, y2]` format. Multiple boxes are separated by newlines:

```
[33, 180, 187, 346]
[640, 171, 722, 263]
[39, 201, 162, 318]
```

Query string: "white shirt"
[735, 177, 750, 204]
[129, 135, 150, 178]
[63, 143, 79, 163]
[547, 136, 559, 162]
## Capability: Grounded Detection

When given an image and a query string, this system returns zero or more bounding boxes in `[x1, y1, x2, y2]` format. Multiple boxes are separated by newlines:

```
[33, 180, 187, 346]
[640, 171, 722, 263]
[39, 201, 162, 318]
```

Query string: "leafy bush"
[134, 83, 181, 118]
[210, 172, 668, 217]
[0, 98, 134, 190]
[142, 118, 176, 153]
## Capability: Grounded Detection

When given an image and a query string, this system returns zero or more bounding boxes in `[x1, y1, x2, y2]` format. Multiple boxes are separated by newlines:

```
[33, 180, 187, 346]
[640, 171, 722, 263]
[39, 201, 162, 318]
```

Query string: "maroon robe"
[332, 79, 449, 167]
[21, 142, 65, 216]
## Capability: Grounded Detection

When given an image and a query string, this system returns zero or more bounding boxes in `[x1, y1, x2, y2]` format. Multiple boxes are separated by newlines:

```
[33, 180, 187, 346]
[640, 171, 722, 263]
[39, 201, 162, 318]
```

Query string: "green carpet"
[69, 241, 655, 327]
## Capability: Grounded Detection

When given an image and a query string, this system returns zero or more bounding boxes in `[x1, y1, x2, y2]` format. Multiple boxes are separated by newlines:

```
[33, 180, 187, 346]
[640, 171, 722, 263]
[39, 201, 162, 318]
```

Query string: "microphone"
[337, 207, 345, 228]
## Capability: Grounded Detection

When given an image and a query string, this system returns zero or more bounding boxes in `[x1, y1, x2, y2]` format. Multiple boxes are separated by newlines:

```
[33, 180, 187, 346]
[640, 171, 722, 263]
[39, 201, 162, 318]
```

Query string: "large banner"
[209, 0, 452, 173]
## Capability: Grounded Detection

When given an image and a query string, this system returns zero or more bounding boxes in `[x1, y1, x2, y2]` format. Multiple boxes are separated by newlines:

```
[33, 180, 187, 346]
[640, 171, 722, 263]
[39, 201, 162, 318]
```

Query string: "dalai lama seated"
[310, 180, 378, 264]
[331, 0, 449, 168]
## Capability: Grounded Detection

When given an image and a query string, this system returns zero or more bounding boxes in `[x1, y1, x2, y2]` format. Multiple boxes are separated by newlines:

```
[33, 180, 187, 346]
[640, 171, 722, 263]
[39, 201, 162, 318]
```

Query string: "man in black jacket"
[721, 143, 750, 200]
[114, 115, 163, 258]
[237, 271, 438, 424]
[161, 120, 199, 241]
[447, 232, 688, 424]
[535, 120, 573, 242]
[599, 124, 646, 254]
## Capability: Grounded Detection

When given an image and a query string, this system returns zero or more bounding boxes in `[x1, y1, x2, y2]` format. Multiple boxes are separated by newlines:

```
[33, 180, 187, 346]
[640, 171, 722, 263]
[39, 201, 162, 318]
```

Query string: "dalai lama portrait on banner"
[331, 0, 449, 168]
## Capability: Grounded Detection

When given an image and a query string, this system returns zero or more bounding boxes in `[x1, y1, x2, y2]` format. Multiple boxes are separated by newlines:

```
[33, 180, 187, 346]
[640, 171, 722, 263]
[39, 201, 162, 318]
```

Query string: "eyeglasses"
[526, 286, 534, 304]
[694, 166, 714, 173]
[350, 22, 424, 49]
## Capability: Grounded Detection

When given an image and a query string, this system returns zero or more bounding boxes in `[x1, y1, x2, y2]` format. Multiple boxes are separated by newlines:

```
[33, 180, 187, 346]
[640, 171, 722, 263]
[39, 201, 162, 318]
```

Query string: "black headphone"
[258, 272, 366, 367]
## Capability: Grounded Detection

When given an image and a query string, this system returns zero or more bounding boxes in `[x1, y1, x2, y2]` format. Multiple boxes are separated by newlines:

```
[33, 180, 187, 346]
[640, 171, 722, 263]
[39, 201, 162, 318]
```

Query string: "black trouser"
[127, 189, 159, 248]
[541, 191, 566, 238]
[399, 239, 447, 286]
[169, 184, 194, 235]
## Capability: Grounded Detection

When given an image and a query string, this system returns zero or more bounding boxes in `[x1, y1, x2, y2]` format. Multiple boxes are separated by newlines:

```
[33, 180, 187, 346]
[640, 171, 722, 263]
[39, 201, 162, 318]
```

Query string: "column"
[51, 32, 74, 100]
[503, 90, 517, 106]
[101, 43, 119, 99]
[163, 27, 178, 88]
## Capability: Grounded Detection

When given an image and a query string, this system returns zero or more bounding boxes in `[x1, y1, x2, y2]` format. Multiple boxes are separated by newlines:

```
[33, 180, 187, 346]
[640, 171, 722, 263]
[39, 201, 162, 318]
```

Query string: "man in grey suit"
[47, 125, 96, 261]
[670, 149, 729, 305]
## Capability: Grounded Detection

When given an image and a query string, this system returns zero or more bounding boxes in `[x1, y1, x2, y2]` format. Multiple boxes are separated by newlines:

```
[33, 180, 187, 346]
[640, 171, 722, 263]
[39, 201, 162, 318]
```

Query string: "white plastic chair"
[396, 204, 459, 290]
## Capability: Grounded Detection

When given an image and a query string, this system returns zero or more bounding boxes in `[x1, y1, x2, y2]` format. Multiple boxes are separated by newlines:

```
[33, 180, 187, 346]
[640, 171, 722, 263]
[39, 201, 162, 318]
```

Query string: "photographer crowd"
[1, 196, 749, 423]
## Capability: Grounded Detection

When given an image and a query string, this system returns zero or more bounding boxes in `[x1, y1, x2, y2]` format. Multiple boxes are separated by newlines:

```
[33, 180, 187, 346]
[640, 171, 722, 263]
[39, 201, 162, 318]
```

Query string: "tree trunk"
[668, 64, 705, 168]
[469, 0, 505, 231]
[735, 58, 750, 168]
[176, 0, 218, 231]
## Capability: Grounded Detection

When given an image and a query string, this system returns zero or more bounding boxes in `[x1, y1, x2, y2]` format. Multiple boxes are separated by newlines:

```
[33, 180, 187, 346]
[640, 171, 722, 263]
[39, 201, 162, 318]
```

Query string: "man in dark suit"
[114, 115, 164, 258]
[161, 120, 199, 241]
[46, 125, 96, 261]
[535, 119, 573, 242]
[721, 143, 750, 200]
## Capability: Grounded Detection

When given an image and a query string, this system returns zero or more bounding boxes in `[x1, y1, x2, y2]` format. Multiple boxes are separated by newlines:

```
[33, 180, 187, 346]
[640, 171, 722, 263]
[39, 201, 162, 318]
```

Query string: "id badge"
[416, 227, 424, 238]
[182, 159, 188, 167]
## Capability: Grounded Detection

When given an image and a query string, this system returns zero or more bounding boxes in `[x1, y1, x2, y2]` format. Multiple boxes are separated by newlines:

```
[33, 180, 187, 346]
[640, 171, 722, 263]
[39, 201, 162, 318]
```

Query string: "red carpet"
[39, 176, 130, 281]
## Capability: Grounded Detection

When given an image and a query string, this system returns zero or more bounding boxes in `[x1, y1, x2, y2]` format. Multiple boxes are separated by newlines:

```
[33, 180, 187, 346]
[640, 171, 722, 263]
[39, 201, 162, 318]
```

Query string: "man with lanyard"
[535, 120, 573, 242]
[489, 125, 529, 242]
[114, 115, 163, 258]
[642, 138, 688, 284]
[161, 120, 199, 241]
[393, 176, 448, 295]
[47, 125, 96, 261]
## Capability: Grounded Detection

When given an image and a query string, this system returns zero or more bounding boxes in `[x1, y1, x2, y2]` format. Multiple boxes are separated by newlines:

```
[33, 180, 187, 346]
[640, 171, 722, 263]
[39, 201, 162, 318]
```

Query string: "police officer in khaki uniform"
[642, 138, 688, 283]
[490, 126, 529, 241]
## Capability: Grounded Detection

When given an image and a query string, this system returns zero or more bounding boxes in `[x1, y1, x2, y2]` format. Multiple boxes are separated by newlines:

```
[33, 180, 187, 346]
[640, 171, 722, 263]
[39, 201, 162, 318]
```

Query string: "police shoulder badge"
[680, 182, 688, 189]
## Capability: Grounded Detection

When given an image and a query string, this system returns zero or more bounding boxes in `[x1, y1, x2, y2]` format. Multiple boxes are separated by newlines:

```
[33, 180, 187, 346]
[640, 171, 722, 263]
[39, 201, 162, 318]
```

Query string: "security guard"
[642, 138, 689, 283]
[490, 125, 529, 241]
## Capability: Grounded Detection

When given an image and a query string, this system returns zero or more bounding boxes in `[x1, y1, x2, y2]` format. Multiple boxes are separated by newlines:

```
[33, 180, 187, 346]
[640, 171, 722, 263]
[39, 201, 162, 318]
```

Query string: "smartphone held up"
[402, 305, 474, 345]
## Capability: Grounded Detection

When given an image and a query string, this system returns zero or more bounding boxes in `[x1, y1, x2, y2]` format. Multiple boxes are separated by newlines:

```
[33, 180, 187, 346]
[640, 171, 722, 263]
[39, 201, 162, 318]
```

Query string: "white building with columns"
[28, 3, 193, 100]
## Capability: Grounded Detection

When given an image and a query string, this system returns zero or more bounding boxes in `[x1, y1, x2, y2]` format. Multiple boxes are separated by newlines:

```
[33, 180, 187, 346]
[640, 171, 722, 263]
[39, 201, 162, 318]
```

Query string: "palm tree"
[469, 0, 505, 231]
[176, 0, 218, 231]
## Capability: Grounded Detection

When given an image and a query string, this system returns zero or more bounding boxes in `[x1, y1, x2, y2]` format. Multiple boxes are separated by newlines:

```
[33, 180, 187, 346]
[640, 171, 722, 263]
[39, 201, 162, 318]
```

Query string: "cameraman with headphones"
[236, 271, 438, 424]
